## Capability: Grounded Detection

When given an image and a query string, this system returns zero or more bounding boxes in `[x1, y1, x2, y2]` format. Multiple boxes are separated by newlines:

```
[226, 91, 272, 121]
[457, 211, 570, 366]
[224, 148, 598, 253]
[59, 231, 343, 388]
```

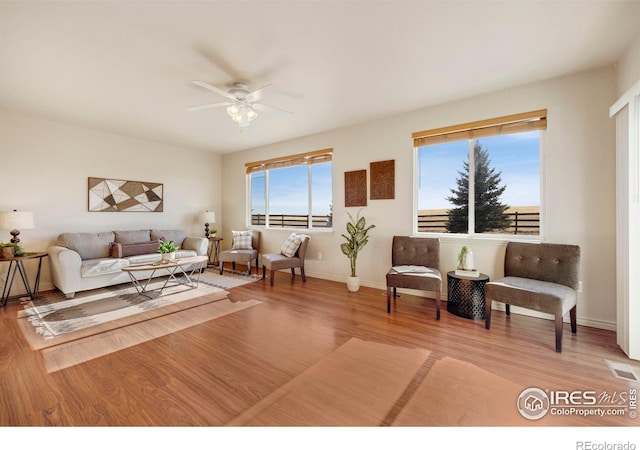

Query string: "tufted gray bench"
[485, 241, 581, 352]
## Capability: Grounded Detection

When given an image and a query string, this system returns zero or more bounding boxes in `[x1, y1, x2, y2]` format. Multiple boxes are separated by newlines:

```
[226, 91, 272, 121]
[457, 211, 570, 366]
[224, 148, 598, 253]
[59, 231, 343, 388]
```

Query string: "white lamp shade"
[0, 211, 34, 230]
[201, 211, 216, 223]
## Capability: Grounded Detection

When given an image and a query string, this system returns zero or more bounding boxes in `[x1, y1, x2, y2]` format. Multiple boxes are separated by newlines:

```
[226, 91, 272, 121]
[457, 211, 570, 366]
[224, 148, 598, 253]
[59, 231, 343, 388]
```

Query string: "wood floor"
[1, 267, 638, 428]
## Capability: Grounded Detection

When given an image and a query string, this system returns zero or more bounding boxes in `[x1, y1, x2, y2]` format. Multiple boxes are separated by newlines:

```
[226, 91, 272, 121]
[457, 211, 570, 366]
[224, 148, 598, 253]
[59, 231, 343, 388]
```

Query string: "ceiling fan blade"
[190, 80, 235, 101]
[253, 103, 294, 116]
[246, 84, 274, 103]
[187, 102, 233, 111]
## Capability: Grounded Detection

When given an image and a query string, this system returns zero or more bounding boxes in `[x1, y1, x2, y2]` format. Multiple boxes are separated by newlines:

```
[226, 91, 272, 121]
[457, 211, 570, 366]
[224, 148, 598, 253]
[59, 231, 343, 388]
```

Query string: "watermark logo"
[517, 387, 550, 420]
[517, 387, 637, 420]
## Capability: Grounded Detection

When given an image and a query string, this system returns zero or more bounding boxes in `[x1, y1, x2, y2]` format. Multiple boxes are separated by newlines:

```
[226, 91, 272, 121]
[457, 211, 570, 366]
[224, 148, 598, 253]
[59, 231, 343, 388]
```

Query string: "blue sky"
[251, 162, 332, 216]
[418, 131, 541, 210]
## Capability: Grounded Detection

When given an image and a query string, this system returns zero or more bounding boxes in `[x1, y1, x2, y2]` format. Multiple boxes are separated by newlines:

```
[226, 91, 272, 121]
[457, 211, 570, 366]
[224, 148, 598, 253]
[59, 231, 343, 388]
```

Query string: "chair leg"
[386, 286, 392, 313]
[219, 261, 224, 275]
[247, 262, 251, 276]
[485, 298, 492, 329]
[300, 267, 306, 282]
[262, 266, 266, 279]
[570, 305, 577, 334]
[232, 262, 236, 271]
[555, 315, 564, 352]
[291, 268, 295, 279]
[435, 291, 441, 320]
[270, 269, 275, 287]
[505, 304, 511, 315]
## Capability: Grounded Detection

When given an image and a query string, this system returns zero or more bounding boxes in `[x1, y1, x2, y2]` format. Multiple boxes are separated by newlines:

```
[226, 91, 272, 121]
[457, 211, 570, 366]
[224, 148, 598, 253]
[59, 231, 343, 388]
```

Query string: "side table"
[446, 271, 490, 320]
[207, 237, 223, 267]
[1, 252, 48, 306]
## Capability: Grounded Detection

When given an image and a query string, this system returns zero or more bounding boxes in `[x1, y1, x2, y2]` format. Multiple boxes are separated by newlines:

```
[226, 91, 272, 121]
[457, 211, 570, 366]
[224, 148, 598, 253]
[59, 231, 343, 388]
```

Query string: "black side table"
[1, 252, 48, 306]
[446, 271, 490, 320]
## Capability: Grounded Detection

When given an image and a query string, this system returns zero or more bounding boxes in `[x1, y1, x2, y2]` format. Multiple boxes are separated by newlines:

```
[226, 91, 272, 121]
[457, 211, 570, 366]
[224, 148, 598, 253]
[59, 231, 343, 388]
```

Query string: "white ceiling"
[1, 1, 639, 154]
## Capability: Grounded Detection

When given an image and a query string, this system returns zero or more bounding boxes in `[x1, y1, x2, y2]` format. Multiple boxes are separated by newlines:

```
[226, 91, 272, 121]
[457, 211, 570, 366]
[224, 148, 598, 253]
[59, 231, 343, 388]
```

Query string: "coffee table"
[121, 255, 208, 298]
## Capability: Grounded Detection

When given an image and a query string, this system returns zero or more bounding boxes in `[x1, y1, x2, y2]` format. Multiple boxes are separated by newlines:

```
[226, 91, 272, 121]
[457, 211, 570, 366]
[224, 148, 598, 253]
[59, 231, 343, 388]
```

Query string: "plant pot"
[347, 276, 360, 292]
[0, 247, 14, 259]
[161, 251, 176, 262]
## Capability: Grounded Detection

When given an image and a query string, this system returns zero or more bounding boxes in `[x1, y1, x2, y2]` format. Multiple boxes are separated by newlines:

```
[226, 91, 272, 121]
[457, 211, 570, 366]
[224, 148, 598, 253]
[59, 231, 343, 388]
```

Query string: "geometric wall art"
[344, 169, 367, 207]
[88, 177, 163, 212]
[370, 159, 395, 200]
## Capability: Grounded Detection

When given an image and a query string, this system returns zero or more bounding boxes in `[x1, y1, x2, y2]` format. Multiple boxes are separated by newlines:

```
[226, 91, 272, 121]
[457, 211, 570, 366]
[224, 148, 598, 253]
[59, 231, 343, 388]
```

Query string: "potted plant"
[157, 240, 178, 262]
[0, 242, 25, 259]
[340, 210, 375, 292]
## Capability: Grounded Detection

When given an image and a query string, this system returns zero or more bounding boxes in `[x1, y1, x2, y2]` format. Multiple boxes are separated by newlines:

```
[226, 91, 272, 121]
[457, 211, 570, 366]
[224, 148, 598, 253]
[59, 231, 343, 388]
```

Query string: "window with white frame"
[414, 110, 546, 236]
[246, 149, 333, 229]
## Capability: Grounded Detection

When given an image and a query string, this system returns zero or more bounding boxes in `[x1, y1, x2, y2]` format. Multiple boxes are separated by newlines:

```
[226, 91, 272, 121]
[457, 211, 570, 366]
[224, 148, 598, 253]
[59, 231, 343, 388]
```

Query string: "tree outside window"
[416, 131, 541, 236]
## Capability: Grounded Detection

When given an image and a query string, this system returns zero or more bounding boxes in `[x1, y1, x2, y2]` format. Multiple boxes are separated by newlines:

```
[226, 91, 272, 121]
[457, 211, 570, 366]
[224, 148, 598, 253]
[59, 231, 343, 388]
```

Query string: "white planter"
[347, 276, 360, 292]
[161, 251, 176, 261]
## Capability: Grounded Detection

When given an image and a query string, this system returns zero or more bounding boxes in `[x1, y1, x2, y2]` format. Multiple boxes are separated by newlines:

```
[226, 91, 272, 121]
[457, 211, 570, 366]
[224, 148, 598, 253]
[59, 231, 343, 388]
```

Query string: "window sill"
[411, 232, 541, 246]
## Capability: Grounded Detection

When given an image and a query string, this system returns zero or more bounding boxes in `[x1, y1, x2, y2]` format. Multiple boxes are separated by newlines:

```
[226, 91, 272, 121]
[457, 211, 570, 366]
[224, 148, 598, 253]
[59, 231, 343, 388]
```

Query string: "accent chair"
[484, 241, 581, 352]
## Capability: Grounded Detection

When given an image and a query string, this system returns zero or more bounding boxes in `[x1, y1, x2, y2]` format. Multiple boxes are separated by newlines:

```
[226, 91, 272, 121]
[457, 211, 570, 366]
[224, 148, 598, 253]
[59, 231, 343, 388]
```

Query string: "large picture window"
[414, 110, 545, 236]
[247, 149, 333, 229]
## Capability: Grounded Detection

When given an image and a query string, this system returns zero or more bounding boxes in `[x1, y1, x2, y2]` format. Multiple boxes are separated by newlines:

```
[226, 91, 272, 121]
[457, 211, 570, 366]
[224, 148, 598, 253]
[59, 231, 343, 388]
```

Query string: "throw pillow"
[232, 230, 253, 249]
[114, 229, 151, 244]
[281, 233, 302, 257]
[111, 240, 162, 258]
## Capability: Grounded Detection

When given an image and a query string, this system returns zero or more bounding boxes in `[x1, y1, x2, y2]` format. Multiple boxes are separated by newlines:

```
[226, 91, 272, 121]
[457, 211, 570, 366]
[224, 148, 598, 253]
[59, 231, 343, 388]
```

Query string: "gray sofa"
[48, 229, 208, 298]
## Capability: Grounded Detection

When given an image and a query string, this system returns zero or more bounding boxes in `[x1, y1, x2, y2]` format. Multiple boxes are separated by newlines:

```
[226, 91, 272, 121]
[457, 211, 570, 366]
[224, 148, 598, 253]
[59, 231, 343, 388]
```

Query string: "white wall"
[617, 30, 640, 96]
[0, 110, 222, 293]
[221, 66, 618, 330]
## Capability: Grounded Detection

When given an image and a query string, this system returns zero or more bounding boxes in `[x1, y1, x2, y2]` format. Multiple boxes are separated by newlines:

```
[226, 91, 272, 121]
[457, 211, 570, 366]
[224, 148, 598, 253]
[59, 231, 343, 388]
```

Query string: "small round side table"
[446, 271, 490, 320]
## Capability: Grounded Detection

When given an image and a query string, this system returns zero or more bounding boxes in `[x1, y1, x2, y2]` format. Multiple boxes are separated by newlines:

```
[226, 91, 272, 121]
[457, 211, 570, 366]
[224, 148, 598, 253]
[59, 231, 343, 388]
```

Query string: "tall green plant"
[340, 210, 375, 277]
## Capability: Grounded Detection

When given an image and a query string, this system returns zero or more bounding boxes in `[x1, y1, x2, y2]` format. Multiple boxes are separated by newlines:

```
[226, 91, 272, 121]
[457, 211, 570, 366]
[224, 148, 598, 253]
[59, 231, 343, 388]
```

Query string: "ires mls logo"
[518, 387, 550, 420]
[517, 387, 638, 420]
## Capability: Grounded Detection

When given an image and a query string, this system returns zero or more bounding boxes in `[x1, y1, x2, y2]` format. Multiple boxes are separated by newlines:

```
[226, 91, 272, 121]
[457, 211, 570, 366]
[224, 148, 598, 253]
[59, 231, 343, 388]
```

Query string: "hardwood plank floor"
[1, 268, 639, 433]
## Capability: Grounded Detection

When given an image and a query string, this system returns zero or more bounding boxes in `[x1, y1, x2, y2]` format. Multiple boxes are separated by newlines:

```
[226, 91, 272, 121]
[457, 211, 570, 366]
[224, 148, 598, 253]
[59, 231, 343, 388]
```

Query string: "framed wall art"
[88, 177, 164, 212]
[344, 169, 367, 207]
[370, 159, 395, 200]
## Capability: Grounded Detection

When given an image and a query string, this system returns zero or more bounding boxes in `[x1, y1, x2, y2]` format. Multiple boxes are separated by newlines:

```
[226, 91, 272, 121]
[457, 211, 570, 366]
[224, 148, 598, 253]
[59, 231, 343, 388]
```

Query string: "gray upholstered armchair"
[386, 236, 442, 319]
[262, 233, 310, 287]
[485, 241, 581, 352]
[218, 230, 260, 275]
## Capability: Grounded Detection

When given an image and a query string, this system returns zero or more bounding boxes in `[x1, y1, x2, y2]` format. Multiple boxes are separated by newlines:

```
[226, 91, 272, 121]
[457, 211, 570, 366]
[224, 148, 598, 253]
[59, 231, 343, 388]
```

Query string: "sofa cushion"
[81, 258, 130, 277]
[58, 232, 115, 260]
[175, 249, 197, 259]
[125, 253, 163, 265]
[110, 240, 161, 258]
[114, 229, 151, 244]
[151, 229, 187, 247]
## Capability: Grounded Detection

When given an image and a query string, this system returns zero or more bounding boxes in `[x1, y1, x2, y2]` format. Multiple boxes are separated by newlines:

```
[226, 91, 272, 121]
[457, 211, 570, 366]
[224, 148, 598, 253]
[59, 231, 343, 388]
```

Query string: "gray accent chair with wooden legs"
[262, 233, 310, 287]
[485, 242, 581, 353]
[218, 230, 260, 275]
[385, 236, 442, 319]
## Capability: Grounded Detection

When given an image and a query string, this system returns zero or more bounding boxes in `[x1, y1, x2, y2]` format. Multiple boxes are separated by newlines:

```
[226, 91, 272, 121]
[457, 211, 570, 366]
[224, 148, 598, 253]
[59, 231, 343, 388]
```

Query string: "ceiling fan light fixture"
[227, 104, 258, 128]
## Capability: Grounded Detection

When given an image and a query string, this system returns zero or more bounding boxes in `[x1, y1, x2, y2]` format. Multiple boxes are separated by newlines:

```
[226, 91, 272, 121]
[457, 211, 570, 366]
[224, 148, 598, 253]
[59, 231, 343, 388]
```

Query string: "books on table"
[455, 268, 480, 277]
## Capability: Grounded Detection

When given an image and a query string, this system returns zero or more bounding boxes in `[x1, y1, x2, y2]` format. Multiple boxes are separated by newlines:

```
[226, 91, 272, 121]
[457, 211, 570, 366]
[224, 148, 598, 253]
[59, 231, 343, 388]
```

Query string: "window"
[246, 149, 333, 229]
[414, 110, 545, 236]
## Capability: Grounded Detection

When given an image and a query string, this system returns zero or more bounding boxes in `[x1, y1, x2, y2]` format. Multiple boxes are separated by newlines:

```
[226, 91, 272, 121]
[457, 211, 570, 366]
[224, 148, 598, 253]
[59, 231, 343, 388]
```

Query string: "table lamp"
[201, 211, 216, 238]
[0, 210, 35, 244]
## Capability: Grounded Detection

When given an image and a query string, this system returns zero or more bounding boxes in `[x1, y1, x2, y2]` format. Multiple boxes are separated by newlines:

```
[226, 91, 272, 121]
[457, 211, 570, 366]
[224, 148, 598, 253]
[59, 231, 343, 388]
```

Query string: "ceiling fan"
[188, 80, 293, 128]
